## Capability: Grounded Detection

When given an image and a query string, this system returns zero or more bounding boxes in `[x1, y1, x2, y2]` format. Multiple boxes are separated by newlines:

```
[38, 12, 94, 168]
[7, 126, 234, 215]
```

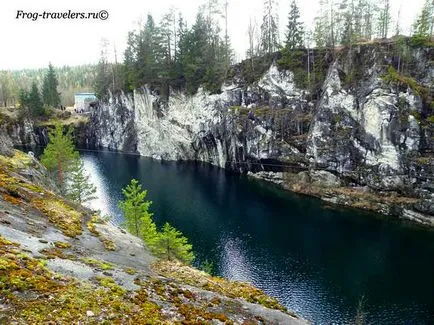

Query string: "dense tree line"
[106, 0, 433, 98]
[2, 0, 433, 106]
[0, 65, 95, 108]
[18, 64, 63, 117]
[112, 2, 233, 98]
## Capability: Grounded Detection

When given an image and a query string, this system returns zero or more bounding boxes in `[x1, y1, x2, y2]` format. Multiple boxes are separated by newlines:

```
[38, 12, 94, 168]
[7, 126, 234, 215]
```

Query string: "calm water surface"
[79, 150, 434, 324]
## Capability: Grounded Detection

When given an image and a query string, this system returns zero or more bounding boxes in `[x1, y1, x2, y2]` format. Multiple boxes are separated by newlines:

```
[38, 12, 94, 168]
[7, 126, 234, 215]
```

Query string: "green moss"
[409, 35, 434, 47]
[39, 247, 71, 259]
[102, 238, 116, 251]
[124, 267, 137, 275]
[0, 235, 168, 324]
[95, 276, 126, 296]
[86, 219, 100, 236]
[411, 110, 422, 122]
[177, 303, 230, 323]
[383, 66, 429, 98]
[32, 198, 83, 237]
[413, 156, 434, 165]
[21, 183, 46, 193]
[152, 260, 288, 312]
[54, 241, 72, 249]
[0, 150, 32, 170]
[229, 105, 249, 116]
[80, 258, 114, 270]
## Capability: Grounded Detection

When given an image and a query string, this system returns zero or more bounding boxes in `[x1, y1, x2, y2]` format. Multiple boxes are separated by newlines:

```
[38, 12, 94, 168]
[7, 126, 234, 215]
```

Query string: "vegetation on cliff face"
[32, 198, 83, 237]
[152, 260, 290, 314]
[0, 235, 165, 324]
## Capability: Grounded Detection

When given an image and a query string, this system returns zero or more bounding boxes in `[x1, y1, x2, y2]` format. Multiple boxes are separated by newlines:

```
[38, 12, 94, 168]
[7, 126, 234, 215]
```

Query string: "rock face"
[89, 43, 434, 224]
[3, 118, 39, 147]
[87, 95, 137, 152]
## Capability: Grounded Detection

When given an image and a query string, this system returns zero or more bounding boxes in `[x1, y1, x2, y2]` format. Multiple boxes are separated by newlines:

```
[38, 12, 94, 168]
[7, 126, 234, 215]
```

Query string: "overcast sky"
[0, 0, 426, 70]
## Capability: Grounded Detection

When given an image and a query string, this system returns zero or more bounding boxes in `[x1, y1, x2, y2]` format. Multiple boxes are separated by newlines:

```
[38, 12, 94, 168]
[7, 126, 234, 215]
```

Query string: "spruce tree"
[42, 63, 61, 108]
[67, 159, 97, 204]
[155, 222, 195, 264]
[285, 0, 304, 49]
[27, 82, 44, 117]
[40, 123, 79, 192]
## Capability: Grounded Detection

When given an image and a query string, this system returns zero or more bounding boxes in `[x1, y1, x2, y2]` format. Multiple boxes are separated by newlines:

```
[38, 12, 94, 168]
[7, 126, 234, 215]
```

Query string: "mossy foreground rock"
[0, 150, 306, 324]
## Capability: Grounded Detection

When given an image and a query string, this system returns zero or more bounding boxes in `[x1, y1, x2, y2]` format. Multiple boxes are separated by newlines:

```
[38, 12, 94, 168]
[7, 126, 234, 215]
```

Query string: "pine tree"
[377, 0, 391, 39]
[94, 39, 112, 100]
[260, 0, 280, 54]
[42, 63, 61, 108]
[117, 180, 194, 264]
[413, 0, 434, 38]
[247, 17, 259, 59]
[123, 31, 139, 91]
[118, 179, 154, 238]
[314, 0, 335, 48]
[40, 123, 79, 192]
[157, 9, 177, 99]
[137, 15, 159, 86]
[67, 159, 97, 204]
[155, 222, 195, 264]
[19, 89, 29, 109]
[341, 0, 357, 46]
[285, 0, 304, 49]
[200, 259, 215, 275]
[362, 0, 374, 40]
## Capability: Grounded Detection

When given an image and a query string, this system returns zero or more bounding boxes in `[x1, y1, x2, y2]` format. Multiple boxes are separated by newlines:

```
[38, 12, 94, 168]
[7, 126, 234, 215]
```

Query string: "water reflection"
[220, 235, 254, 281]
[79, 150, 434, 324]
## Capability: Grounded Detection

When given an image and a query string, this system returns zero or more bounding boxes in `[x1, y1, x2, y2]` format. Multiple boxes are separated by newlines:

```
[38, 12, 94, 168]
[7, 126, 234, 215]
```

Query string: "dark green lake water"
[79, 150, 434, 324]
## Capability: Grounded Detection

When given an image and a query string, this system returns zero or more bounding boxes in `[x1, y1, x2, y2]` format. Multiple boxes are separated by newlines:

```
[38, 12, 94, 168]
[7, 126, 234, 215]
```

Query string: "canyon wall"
[6, 43, 433, 224]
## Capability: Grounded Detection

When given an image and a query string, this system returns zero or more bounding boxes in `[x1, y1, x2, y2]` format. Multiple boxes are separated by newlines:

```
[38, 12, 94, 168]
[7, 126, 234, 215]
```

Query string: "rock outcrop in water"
[88, 42, 434, 225]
